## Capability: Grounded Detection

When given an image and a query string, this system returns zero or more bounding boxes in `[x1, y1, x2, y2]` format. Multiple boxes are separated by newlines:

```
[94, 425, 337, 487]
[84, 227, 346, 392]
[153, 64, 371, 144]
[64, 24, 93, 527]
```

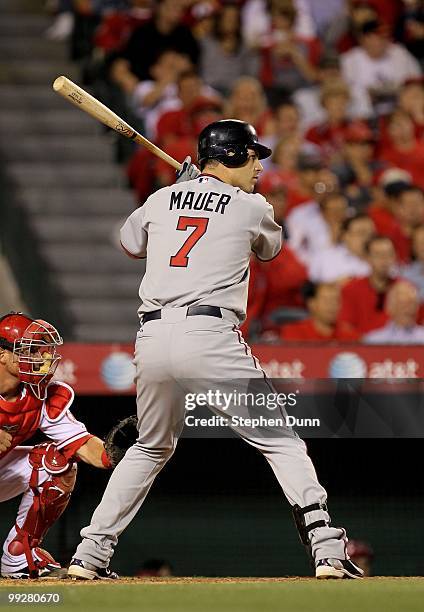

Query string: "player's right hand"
[176, 156, 200, 183]
[0, 429, 13, 453]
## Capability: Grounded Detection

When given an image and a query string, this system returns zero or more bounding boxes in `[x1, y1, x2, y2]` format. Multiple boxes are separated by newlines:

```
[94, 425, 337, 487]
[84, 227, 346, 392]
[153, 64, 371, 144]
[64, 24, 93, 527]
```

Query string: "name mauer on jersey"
[170, 190, 231, 215]
[119, 176, 282, 320]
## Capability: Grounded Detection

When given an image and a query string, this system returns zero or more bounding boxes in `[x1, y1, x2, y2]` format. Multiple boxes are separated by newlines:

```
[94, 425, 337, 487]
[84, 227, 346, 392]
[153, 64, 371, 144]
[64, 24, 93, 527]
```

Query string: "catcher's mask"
[0, 312, 63, 399]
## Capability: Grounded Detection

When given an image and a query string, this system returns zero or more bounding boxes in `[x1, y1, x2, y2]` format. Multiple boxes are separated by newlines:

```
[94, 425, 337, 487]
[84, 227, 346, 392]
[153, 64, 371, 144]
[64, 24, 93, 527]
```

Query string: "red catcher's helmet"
[0, 312, 63, 399]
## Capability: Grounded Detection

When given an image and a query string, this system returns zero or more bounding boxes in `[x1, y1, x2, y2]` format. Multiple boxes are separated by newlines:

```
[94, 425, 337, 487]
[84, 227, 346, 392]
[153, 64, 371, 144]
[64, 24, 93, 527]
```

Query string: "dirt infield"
[0, 576, 305, 586]
[1, 575, 423, 587]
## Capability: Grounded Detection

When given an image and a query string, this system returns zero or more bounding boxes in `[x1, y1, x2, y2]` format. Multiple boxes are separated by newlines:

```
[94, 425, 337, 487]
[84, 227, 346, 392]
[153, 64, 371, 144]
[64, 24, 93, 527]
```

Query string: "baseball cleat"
[315, 558, 364, 579]
[1, 565, 67, 579]
[68, 558, 119, 580]
[1, 548, 67, 579]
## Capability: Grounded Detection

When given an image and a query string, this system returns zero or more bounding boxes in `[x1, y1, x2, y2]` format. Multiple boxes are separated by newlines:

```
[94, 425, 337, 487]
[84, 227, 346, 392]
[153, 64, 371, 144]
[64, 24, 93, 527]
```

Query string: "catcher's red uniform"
[0, 381, 92, 576]
[0, 382, 91, 460]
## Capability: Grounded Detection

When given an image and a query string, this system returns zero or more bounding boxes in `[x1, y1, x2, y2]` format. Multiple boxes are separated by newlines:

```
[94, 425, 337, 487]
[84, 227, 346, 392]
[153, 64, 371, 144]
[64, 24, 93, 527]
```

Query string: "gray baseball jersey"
[120, 175, 282, 322]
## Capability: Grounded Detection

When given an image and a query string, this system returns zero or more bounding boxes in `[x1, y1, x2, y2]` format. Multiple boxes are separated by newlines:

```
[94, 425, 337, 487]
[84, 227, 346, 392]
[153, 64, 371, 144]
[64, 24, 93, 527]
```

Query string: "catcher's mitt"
[104, 415, 138, 468]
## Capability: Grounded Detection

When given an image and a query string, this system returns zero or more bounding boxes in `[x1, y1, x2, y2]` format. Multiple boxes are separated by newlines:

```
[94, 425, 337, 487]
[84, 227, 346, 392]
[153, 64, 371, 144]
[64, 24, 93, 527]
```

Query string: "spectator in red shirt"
[370, 182, 424, 263]
[259, 135, 303, 194]
[392, 185, 424, 262]
[131, 50, 193, 140]
[260, 101, 319, 171]
[338, 235, 397, 334]
[325, 1, 379, 54]
[368, 168, 412, 248]
[224, 76, 273, 136]
[257, 172, 288, 223]
[244, 176, 308, 339]
[332, 121, 380, 210]
[259, 0, 320, 99]
[267, 101, 302, 144]
[155, 96, 223, 188]
[280, 282, 359, 342]
[94, 0, 152, 54]
[127, 70, 222, 201]
[377, 79, 424, 150]
[397, 79, 424, 140]
[378, 109, 424, 189]
[326, 1, 404, 54]
[364, 0, 403, 32]
[247, 247, 309, 339]
[155, 70, 221, 148]
[305, 80, 357, 164]
[285, 152, 325, 212]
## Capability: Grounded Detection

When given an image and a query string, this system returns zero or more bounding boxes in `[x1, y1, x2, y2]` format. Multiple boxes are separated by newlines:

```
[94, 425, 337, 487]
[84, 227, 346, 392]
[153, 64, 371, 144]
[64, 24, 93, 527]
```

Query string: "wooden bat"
[52, 75, 181, 171]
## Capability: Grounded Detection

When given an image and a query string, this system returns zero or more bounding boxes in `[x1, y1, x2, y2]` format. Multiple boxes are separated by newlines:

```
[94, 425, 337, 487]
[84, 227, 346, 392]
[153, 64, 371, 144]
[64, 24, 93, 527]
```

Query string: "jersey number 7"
[170, 216, 209, 268]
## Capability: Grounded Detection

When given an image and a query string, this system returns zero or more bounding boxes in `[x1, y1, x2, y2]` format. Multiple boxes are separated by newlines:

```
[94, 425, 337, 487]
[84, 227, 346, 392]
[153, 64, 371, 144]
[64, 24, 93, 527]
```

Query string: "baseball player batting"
[0, 312, 120, 579]
[68, 120, 363, 580]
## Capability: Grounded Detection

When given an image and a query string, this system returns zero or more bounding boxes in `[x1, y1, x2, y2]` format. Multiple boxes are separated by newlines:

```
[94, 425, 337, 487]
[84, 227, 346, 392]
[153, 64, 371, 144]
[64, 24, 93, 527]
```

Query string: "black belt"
[143, 305, 222, 323]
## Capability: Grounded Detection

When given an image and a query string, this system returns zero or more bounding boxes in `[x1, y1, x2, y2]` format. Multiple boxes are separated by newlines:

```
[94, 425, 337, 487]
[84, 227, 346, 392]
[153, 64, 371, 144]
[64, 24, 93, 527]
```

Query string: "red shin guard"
[8, 444, 77, 577]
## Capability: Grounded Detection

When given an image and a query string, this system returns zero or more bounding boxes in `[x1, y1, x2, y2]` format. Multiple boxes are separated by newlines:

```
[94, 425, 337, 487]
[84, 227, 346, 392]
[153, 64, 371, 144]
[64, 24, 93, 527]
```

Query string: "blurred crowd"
[46, 0, 424, 343]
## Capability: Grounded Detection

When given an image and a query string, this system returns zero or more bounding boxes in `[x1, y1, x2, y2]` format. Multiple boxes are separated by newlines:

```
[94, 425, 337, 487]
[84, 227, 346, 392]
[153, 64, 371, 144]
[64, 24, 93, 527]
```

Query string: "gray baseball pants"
[75, 308, 347, 567]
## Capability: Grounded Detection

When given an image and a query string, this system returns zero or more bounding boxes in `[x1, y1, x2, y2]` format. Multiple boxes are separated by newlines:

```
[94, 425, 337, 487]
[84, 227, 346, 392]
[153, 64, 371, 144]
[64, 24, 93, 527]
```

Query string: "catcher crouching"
[0, 312, 116, 579]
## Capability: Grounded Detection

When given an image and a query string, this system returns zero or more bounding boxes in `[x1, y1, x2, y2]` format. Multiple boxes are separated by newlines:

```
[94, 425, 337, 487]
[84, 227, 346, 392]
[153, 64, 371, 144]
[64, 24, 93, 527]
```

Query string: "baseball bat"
[52, 75, 181, 171]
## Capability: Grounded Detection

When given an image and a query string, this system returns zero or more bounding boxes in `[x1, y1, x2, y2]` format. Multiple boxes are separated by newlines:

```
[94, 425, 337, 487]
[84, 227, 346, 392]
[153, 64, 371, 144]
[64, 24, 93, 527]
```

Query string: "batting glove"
[176, 156, 200, 183]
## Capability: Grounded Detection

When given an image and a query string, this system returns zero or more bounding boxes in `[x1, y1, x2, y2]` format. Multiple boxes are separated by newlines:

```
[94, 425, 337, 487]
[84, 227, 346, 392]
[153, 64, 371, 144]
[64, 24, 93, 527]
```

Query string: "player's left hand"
[176, 156, 200, 183]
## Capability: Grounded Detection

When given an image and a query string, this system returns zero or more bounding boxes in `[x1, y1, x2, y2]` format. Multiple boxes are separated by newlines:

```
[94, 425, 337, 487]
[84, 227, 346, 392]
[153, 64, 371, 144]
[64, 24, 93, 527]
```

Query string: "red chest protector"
[0, 382, 73, 459]
[0, 387, 42, 453]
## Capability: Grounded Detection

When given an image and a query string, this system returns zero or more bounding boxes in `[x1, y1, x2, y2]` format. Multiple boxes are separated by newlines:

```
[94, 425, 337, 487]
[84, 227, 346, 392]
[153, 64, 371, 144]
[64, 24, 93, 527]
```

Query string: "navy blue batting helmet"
[197, 119, 272, 169]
